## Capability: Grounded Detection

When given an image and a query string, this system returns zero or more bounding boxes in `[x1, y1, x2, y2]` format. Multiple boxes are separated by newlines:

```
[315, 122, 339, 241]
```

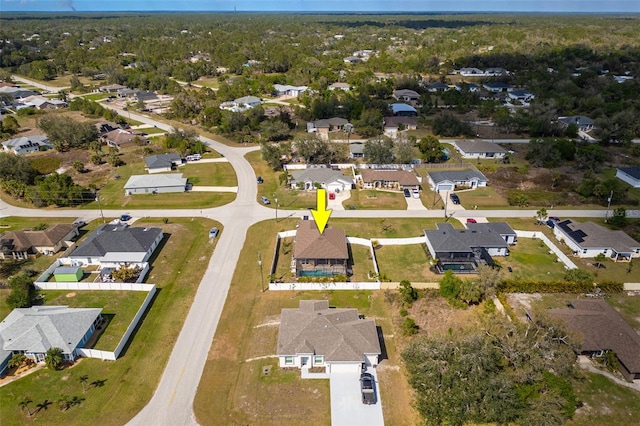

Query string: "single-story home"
[455, 83, 480, 92]
[553, 219, 640, 261]
[0, 306, 102, 374]
[383, 116, 417, 138]
[424, 222, 514, 273]
[273, 84, 308, 97]
[392, 89, 420, 102]
[458, 67, 484, 77]
[1, 135, 52, 155]
[427, 169, 488, 192]
[100, 128, 148, 150]
[54, 266, 83, 282]
[349, 142, 365, 159]
[483, 82, 512, 93]
[452, 139, 507, 159]
[558, 116, 595, 132]
[294, 221, 348, 278]
[359, 168, 420, 190]
[289, 168, 353, 192]
[549, 299, 640, 382]
[66, 223, 163, 267]
[124, 173, 188, 195]
[307, 117, 350, 140]
[616, 167, 640, 188]
[467, 222, 517, 245]
[426, 82, 450, 92]
[99, 84, 127, 93]
[144, 153, 182, 173]
[389, 103, 418, 117]
[0, 86, 39, 101]
[277, 300, 381, 374]
[0, 224, 79, 260]
[22, 96, 67, 110]
[219, 95, 262, 112]
[329, 82, 351, 91]
[508, 90, 535, 102]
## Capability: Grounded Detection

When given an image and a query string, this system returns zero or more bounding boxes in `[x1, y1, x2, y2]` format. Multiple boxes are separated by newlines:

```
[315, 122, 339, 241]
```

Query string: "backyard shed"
[54, 266, 83, 282]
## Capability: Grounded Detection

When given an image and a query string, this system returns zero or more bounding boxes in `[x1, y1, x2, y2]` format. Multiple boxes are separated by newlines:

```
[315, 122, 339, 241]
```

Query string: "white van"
[186, 154, 202, 161]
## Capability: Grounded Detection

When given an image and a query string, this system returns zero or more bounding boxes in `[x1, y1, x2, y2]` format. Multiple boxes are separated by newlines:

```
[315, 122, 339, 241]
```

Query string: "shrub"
[399, 308, 408, 317]
[402, 317, 419, 335]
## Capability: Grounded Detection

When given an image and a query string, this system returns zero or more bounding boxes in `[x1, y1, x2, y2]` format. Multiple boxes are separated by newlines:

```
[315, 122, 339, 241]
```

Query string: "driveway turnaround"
[330, 369, 384, 426]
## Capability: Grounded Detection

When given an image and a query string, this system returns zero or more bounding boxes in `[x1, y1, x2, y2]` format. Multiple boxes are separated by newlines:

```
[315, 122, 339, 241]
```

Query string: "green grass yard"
[343, 190, 407, 210]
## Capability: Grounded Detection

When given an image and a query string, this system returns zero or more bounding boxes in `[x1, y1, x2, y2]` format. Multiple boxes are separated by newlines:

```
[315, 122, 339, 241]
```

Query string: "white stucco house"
[277, 300, 381, 374]
[124, 174, 188, 195]
[553, 219, 640, 261]
[452, 140, 506, 159]
[1, 135, 52, 155]
[427, 170, 488, 192]
[289, 168, 353, 192]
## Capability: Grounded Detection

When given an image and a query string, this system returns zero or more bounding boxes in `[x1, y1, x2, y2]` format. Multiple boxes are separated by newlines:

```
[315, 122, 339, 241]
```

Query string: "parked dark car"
[360, 372, 376, 405]
[403, 188, 411, 197]
[120, 214, 132, 221]
[257, 176, 264, 184]
[450, 193, 460, 204]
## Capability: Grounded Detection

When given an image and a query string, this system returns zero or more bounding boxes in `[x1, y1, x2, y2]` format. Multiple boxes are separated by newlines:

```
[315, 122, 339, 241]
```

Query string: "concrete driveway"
[330, 369, 384, 426]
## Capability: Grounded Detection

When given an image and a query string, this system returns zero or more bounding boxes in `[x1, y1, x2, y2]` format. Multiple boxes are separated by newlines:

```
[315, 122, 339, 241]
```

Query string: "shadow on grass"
[376, 326, 389, 362]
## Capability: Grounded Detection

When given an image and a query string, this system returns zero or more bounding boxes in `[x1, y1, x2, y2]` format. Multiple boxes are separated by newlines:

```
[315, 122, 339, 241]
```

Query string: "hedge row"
[497, 280, 623, 294]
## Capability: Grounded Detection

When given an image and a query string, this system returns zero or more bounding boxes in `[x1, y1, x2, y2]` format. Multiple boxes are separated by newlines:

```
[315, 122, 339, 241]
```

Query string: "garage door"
[438, 184, 454, 192]
[329, 362, 361, 374]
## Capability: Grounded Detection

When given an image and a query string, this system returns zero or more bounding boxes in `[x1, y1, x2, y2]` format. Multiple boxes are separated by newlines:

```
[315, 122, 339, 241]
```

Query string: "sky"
[1, 0, 639, 13]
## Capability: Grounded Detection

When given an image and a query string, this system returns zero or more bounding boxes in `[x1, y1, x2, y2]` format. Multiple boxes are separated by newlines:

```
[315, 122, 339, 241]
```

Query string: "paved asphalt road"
[2, 78, 639, 425]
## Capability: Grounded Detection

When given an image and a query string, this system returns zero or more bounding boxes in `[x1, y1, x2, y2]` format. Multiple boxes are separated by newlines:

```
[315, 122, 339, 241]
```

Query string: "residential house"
[359, 169, 420, 190]
[549, 300, 640, 381]
[424, 222, 513, 273]
[0, 86, 39, 102]
[144, 153, 182, 174]
[95, 122, 120, 135]
[508, 90, 535, 102]
[124, 174, 188, 195]
[613, 75, 634, 84]
[22, 96, 67, 110]
[483, 82, 512, 93]
[100, 128, 148, 150]
[329, 82, 351, 91]
[273, 84, 308, 97]
[452, 140, 506, 159]
[455, 83, 480, 92]
[307, 117, 350, 140]
[294, 221, 348, 278]
[219, 95, 262, 112]
[392, 89, 420, 102]
[459, 67, 485, 77]
[117, 88, 137, 98]
[343, 56, 362, 64]
[484, 67, 509, 76]
[66, 223, 163, 267]
[426, 82, 450, 92]
[427, 169, 488, 192]
[553, 219, 640, 261]
[383, 116, 417, 138]
[1, 135, 52, 155]
[467, 222, 517, 244]
[616, 167, 640, 188]
[389, 103, 418, 117]
[276, 300, 381, 374]
[0, 224, 79, 259]
[558, 116, 595, 132]
[99, 84, 127, 93]
[289, 168, 353, 192]
[349, 142, 365, 159]
[0, 306, 102, 374]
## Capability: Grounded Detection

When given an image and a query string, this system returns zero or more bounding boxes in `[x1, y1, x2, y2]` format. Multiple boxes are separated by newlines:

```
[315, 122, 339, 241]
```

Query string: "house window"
[583, 249, 588, 254]
[314, 355, 324, 364]
[284, 356, 294, 365]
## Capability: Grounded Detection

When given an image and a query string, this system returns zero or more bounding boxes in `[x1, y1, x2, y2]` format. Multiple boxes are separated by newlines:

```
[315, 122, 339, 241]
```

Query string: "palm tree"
[80, 374, 89, 393]
[19, 396, 33, 417]
[45, 347, 64, 370]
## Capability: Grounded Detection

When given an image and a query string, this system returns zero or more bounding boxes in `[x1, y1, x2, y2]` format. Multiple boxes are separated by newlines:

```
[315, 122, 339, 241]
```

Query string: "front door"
[301, 357, 309, 367]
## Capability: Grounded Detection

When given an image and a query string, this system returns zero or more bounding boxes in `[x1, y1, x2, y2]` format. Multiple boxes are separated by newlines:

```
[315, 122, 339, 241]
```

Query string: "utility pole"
[96, 191, 105, 223]
[257, 252, 265, 292]
[605, 190, 613, 222]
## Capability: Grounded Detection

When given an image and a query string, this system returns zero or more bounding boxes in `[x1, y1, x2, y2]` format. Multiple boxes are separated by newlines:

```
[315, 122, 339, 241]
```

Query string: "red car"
[466, 218, 477, 223]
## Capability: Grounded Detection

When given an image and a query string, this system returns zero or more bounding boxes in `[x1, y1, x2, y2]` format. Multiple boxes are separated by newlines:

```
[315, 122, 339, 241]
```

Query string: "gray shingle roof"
[0, 306, 101, 356]
[467, 222, 515, 236]
[425, 223, 508, 253]
[124, 174, 187, 190]
[290, 169, 352, 186]
[277, 300, 381, 362]
[428, 170, 488, 184]
[454, 140, 506, 154]
[144, 153, 181, 169]
[69, 224, 162, 258]
[555, 220, 640, 253]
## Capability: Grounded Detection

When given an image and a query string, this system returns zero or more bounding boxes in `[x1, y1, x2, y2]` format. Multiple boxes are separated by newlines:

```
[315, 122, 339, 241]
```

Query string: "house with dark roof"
[508, 89, 535, 102]
[454, 83, 480, 92]
[389, 103, 418, 117]
[424, 222, 514, 273]
[294, 221, 348, 278]
[0, 306, 102, 374]
[66, 223, 163, 267]
[1, 135, 52, 155]
[307, 117, 351, 140]
[383, 116, 417, 138]
[359, 169, 420, 190]
[482, 82, 512, 93]
[144, 153, 182, 173]
[427, 169, 488, 192]
[289, 168, 353, 192]
[276, 300, 381, 374]
[124, 174, 188, 195]
[349, 141, 365, 159]
[100, 128, 148, 150]
[392, 89, 420, 102]
[452, 139, 506, 159]
[549, 299, 640, 381]
[615, 166, 640, 188]
[426, 82, 450, 92]
[553, 219, 640, 261]
[558, 116, 595, 132]
[0, 224, 79, 260]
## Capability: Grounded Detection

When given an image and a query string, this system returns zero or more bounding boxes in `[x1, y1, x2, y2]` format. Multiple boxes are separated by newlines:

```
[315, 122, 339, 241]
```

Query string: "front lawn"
[499, 237, 568, 281]
[343, 190, 407, 210]
[457, 186, 510, 208]
[0, 217, 219, 426]
[182, 161, 237, 186]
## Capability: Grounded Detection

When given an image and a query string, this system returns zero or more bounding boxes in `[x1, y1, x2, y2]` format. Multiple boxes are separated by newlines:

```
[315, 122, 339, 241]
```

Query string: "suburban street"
[2, 76, 639, 425]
